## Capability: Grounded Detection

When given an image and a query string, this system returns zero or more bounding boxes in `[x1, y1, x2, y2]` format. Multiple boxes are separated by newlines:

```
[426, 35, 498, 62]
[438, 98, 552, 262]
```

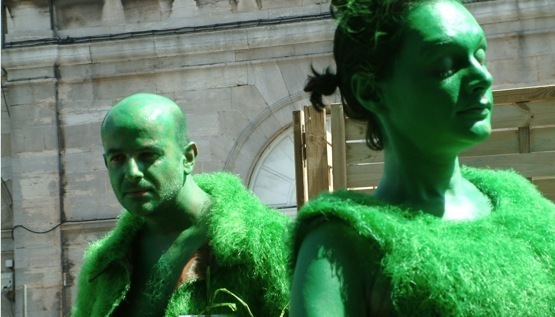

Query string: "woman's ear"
[351, 72, 386, 114]
[183, 142, 198, 175]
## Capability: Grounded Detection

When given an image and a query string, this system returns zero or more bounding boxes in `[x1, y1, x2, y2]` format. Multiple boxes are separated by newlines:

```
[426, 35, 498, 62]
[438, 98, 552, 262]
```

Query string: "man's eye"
[110, 155, 125, 163]
[140, 152, 159, 161]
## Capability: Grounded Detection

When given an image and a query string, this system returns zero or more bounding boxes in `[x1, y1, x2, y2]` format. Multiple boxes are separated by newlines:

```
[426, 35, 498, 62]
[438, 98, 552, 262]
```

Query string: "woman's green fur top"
[73, 172, 291, 317]
[292, 167, 555, 316]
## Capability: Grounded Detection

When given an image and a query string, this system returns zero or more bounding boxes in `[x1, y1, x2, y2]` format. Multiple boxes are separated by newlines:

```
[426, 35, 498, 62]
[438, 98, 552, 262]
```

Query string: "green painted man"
[73, 93, 290, 316]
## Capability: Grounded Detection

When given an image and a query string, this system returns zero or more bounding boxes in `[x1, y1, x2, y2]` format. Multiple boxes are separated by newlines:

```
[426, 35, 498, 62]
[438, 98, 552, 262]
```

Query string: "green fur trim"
[166, 172, 291, 316]
[292, 167, 555, 316]
[73, 172, 291, 317]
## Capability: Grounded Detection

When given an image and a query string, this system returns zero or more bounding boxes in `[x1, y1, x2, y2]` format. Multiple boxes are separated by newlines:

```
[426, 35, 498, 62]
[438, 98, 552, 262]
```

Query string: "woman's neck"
[374, 144, 491, 220]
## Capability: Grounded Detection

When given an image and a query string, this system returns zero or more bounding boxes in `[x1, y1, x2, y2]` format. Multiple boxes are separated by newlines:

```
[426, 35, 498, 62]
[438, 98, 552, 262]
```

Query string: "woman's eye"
[435, 56, 455, 78]
[475, 48, 486, 65]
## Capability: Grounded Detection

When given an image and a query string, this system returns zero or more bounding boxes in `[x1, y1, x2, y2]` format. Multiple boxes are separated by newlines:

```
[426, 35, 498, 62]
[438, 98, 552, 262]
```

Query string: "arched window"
[248, 127, 297, 217]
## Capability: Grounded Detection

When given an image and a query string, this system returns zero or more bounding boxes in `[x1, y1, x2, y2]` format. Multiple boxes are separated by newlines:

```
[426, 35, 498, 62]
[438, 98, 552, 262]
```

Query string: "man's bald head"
[101, 93, 189, 150]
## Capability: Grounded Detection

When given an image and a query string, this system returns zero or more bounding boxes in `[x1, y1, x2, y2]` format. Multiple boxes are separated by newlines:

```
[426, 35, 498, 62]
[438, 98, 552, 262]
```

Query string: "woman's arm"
[290, 221, 372, 317]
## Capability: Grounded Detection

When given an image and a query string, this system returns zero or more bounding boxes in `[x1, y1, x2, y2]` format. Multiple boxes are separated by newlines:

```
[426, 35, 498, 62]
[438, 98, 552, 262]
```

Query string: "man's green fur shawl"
[292, 167, 555, 316]
[73, 172, 291, 317]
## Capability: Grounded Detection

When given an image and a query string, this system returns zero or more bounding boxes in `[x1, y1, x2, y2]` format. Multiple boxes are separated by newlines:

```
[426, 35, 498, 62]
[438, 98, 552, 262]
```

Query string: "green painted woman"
[290, 0, 555, 316]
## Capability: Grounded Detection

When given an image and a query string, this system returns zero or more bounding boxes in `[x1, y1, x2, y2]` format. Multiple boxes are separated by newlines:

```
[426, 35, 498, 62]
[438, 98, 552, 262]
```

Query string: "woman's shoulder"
[291, 215, 394, 316]
[462, 166, 554, 209]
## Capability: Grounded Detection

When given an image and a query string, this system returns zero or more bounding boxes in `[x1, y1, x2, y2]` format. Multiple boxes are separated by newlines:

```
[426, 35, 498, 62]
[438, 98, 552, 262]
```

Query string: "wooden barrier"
[293, 85, 555, 208]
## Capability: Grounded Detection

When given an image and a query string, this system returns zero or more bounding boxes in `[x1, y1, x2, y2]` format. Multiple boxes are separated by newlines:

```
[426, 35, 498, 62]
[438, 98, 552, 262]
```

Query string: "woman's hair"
[305, 0, 425, 150]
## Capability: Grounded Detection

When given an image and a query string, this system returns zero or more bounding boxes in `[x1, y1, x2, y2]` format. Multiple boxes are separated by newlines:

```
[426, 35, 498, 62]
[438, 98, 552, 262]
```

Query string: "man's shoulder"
[195, 171, 290, 262]
[195, 172, 289, 221]
[81, 211, 143, 271]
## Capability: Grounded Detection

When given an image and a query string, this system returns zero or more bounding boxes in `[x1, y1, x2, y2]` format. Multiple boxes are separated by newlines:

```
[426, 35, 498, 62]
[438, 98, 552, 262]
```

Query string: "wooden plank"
[518, 126, 531, 153]
[461, 129, 519, 157]
[532, 177, 555, 202]
[293, 110, 307, 209]
[459, 129, 519, 157]
[491, 103, 530, 129]
[531, 126, 555, 152]
[331, 104, 347, 191]
[344, 151, 555, 190]
[491, 100, 555, 129]
[346, 163, 384, 189]
[461, 151, 555, 179]
[344, 117, 367, 141]
[528, 100, 555, 127]
[347, 175, 555, 202]
[345, 129, 521, 164]
[346, 143, 384, 165]
[493, 84, 555, 105]
[348, 187, 377, 196]
[304, 106, 330, 200]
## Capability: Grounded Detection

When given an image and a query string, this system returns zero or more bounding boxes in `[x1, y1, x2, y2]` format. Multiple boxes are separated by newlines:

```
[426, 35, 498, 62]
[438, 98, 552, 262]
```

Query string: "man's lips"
[124, 189, 151, 197]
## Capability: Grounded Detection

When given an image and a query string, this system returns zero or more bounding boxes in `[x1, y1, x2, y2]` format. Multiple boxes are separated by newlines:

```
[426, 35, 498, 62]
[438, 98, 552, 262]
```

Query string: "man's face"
[102, 110, 186, 218]
[377, 0, 493, 154]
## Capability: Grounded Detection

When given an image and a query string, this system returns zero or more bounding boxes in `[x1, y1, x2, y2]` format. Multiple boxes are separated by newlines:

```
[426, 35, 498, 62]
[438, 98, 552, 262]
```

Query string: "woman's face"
[376, 0, 493, 154]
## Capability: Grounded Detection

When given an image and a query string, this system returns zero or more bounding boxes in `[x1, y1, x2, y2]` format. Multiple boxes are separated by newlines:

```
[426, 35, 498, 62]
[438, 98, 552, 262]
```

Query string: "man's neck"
[143, 177, 211, 236]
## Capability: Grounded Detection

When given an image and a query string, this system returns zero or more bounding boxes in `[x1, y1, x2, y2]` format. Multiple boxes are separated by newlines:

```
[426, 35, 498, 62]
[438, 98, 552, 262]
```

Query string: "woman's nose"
[467, 58, 493, 94]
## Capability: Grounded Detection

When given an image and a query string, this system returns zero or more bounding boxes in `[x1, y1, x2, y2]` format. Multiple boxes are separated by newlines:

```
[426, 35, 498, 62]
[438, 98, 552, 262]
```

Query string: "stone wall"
[1, 0, 554, 315]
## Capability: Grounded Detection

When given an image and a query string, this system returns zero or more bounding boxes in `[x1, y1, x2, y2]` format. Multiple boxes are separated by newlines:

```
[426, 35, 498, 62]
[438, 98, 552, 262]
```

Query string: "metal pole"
[23, 284, 27, 317]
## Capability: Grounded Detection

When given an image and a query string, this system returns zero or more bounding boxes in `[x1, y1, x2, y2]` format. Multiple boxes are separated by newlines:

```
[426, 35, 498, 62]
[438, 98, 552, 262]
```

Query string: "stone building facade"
[1, 0, 554, 315]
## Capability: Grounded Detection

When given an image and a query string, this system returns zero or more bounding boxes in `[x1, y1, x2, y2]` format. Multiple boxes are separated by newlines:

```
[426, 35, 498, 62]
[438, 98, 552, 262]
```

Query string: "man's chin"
[122, 203, 157, 218]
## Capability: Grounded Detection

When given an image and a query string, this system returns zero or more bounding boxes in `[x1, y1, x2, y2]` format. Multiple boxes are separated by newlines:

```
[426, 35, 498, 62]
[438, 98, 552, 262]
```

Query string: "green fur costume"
[73, 172, 290, 317]
[292, 167, 555, 316]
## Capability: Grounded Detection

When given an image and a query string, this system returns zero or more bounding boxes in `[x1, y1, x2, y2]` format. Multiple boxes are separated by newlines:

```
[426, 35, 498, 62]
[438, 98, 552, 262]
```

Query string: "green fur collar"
[78, 172, 290, 316]
[88, 172, 285, 277]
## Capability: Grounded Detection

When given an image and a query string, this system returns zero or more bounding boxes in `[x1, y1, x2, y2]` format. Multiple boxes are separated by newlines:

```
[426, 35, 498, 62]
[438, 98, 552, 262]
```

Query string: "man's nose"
[124, 158, 143, 181]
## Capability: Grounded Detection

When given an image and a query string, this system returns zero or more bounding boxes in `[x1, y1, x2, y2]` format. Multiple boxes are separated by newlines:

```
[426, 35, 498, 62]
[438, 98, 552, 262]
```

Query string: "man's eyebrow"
[139, 144, 164, 152]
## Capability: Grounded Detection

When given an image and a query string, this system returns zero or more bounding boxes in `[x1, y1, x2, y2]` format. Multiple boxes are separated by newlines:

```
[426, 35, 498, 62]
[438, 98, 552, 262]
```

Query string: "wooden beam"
[293, 110, 307, 210]
[304, 106, 330, 201]
[331, 104, 347, 191]
[493, 84, 555, 105]
[518, 126, 531, 153]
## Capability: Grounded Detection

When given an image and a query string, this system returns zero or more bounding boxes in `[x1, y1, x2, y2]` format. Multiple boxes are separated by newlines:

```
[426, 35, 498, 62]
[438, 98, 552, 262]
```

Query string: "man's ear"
[351, 72, 386, 114]
[183, 142, 198, 175]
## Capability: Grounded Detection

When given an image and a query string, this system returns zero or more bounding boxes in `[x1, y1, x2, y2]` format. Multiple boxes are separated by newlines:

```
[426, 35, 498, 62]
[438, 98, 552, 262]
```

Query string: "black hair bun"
[304, 66, 339, 110]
